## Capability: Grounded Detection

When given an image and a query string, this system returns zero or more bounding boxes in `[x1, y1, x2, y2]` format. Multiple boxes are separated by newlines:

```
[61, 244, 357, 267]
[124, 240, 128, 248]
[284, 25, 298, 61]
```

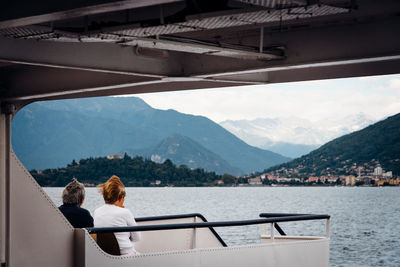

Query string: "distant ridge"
[124, 134, 243, 175]
[265, 113, 400, 176]
[12, 97, 289, 174]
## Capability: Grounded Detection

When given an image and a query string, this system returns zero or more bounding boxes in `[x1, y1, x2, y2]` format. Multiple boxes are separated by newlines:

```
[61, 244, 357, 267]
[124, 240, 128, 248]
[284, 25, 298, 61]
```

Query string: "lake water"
[44, 186, 400, 267]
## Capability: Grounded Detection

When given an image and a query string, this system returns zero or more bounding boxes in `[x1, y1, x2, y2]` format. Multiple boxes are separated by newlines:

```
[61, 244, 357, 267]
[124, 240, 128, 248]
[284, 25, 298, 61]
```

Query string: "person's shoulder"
[120, 207, 135, 219]
[110, 205, 129, 215]
[78, 206, 92, 215]
[58, 204, 67, 214]
[79, 207, 94, 224]
[121, 207, 132, 214]
[59, 204, 75, 213]
[95, 204, 108, 210]
[58, 204, 70, 209]
[94, 204, 107, 215]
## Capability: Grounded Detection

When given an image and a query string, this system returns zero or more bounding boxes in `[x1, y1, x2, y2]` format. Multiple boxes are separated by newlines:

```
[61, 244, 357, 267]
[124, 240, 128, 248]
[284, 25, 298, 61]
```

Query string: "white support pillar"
[0, 106, 6, 266]
[0, 102, 15, 267]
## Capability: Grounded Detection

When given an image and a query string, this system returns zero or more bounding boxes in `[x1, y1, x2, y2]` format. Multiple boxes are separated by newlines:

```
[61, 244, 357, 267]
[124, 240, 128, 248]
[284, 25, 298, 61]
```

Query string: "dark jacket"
[59, 204, 94, 228]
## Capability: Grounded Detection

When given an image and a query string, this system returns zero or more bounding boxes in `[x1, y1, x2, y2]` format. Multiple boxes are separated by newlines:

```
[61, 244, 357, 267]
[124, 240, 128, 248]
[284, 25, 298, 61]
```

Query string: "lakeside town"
[246, 164, 399, 187]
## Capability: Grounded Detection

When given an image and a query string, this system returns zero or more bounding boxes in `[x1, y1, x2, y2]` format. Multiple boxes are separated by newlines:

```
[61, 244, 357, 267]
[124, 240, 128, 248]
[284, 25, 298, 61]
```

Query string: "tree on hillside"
[222, 173, 236, 185]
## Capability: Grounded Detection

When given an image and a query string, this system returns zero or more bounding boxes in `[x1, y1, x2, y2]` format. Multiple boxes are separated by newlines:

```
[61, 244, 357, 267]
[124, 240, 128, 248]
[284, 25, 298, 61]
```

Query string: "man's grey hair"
[62, 178, 85, 205]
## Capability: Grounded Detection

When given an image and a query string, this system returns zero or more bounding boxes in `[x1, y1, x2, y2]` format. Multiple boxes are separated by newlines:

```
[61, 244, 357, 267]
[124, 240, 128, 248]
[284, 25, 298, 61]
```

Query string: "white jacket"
[94, 204, 141, 255]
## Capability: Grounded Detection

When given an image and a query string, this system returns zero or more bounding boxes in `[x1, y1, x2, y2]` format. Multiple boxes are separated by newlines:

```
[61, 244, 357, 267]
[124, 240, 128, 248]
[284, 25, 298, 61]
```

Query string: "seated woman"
[59, 178, 94, 228]
[94, 175, 141, 255]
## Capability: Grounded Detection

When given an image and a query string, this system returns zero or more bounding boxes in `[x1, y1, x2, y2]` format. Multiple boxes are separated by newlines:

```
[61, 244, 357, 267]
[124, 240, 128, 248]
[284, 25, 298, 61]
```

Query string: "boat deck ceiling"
[0, 0, 399, 104]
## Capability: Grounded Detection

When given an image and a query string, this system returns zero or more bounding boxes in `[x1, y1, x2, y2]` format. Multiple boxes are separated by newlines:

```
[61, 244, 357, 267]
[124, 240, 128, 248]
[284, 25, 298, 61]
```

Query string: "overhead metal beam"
[123, 37, 283, 61]
[196, 55, 400, 79]
[0, 35, 279, 81]
[5, 80, 167, 101]
[0, 36, 182, 77]
[265, 57, 400, 83]
[182, 16, 400, 77]
[206, 56, 400, 84]
[0, 0, 183, 29]
[30, 79, 246, 102]
[0, 66, 159, 100]
[0, 64, 261, 102]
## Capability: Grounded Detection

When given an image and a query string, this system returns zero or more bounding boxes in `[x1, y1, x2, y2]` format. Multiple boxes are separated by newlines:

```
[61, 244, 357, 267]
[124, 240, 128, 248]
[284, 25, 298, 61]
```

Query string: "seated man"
[59, 178, 94, 228]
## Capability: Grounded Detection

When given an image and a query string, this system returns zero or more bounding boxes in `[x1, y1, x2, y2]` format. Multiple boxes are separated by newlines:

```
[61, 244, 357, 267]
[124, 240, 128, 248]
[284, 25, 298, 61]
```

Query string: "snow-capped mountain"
[219, 113, 376, 158]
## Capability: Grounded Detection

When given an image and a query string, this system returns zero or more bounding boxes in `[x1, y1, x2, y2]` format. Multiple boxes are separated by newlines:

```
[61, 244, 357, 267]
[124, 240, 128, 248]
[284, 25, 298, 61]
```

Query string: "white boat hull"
[76, 229, 329, 267]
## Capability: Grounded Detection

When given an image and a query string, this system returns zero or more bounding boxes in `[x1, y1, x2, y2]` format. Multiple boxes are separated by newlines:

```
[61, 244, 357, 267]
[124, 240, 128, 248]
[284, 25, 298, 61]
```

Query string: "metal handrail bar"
[259, 213, 330, 237]
[87, 214, 330, 234]
[260, 213, 330, 219]
[135, 213, 227, 247]
[135, 213, 207, 223]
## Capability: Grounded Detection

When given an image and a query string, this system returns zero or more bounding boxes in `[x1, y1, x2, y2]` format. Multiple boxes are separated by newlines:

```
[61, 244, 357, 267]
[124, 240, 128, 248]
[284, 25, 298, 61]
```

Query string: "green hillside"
[265, 113, 400, 176]
[31, 155, 225, 187]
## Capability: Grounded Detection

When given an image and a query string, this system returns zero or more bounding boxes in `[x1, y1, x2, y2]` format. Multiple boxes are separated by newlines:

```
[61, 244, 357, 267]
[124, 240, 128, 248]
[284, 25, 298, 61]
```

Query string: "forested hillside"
[31, 154, 234, 187]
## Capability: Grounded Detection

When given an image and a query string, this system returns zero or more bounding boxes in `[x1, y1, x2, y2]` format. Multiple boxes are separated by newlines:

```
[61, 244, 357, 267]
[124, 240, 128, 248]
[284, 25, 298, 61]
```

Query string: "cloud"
[132, 74, 400, 123]
[389, 79, 400, 89]
[358, 76, 382, 82]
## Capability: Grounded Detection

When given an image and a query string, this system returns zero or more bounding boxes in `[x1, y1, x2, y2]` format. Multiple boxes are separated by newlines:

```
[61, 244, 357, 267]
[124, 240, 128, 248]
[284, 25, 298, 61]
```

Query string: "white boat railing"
[87, 212, 330, 249]
[259, 213, 330, 240]
[88, 213, 330, 235]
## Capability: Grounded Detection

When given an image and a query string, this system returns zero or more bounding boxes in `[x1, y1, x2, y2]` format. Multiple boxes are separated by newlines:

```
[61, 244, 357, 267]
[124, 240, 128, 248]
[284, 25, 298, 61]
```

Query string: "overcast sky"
[131, 74, 400, 123]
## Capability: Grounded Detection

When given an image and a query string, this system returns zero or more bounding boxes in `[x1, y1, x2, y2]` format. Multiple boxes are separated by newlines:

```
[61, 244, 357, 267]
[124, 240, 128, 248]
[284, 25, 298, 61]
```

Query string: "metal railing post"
[261, 223, 266, 236]
[271, 223, 275, 241]
[326, 219, 330, 238]
[192, 216, 197, 249]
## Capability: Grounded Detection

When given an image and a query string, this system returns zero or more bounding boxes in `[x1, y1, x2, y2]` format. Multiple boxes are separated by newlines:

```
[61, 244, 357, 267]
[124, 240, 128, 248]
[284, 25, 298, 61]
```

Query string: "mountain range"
[265, 113, 400, 176]
[12, 97, 289, 175]
[220, 113, 376, 158]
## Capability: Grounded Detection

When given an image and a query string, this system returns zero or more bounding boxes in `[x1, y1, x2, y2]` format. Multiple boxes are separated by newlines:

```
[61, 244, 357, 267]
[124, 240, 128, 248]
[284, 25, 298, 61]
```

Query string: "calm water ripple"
[44, 187, 400, 267]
